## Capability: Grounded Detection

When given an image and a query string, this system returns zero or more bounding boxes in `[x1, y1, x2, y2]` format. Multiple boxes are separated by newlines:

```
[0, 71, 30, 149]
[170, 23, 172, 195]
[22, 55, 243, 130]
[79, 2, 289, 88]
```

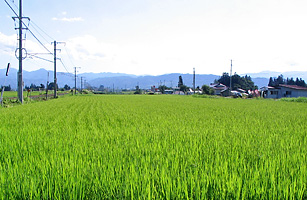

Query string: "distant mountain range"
[1, 68, 306, 90]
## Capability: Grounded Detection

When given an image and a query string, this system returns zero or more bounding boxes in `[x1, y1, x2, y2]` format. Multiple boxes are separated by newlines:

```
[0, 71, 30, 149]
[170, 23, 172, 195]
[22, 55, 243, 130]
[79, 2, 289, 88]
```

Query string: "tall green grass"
[0, 95, 306, 199]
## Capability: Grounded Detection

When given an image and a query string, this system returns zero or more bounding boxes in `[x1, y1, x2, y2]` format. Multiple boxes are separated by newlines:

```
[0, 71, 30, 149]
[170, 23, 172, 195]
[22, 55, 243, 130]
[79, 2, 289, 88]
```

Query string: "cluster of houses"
[209, 83, 307, 98]
[149, 86, 186, 95]
[149, 83, 307, 99]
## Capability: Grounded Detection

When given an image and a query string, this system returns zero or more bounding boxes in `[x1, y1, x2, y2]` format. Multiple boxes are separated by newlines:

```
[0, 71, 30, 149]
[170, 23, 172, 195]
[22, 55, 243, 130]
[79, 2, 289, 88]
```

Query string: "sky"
[0, 0, 307, 76]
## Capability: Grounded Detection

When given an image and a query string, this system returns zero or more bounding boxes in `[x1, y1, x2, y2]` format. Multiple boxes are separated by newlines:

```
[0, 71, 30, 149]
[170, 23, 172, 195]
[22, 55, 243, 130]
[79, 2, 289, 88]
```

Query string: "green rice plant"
[0, 95, 306, 199]
[281, 97, 307, 103]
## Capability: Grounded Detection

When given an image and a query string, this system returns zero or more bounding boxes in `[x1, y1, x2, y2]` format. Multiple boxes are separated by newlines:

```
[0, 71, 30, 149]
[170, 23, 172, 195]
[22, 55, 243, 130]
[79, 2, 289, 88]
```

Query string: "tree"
[178, 76, 183, 87]
[134, 85, 141, 94]
[269, 74, 306, 87]
[296, 78, 306, 87]
[64, 84, 70, 90]
[48, 82, 59, 90]
[216, 73, 257, 90]
[217, 72, 230, 86]
[276, 74, 285, 85]
[158, 85, 170, 94]
[201, 85, 214, 95]
[98, 85, 104, 91]
[178, 75, 188, 92]
[268, 77, 274, 86]
[0, 85, 11, 91]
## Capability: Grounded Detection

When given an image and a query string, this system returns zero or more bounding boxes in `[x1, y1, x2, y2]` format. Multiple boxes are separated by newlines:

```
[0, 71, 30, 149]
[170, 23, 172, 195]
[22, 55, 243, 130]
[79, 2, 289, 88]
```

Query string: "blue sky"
[1, 0, 307, 76]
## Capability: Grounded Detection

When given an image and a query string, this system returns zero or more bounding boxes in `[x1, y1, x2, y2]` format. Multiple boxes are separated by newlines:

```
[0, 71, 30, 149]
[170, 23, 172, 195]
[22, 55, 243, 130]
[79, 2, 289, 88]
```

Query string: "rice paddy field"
[0, 95, 306, 199]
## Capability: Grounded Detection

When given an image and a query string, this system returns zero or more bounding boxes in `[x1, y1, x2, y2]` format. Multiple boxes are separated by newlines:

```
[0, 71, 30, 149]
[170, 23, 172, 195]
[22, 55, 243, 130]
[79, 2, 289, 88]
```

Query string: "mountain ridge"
[1, 68, 306, 90]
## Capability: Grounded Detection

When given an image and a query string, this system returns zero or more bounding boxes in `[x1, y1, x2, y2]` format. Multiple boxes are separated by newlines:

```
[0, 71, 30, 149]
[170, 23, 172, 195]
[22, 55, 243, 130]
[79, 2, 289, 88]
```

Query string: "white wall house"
[265, 84, 307, 98]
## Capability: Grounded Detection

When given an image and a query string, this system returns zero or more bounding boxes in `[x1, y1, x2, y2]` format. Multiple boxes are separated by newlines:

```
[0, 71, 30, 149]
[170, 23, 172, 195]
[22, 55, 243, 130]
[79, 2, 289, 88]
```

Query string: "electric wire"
[63, 45, 76, 68]
[4, 0, 79, 84]
[28, 22, 52, 45]
[30, 20, 55, 42]
[4, 0, 53, 55]
[26, 29, 53, 55]
[4, 0, 17, 16]
[59, 58, 73, 74]
[30, 55, 53, 63]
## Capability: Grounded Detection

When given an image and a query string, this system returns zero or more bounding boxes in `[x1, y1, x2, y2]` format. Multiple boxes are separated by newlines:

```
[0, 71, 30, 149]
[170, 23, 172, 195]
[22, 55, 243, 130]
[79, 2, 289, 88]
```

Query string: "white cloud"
[65, 35, 115, 61]
[7, 0, 306, 75]
[52, 17, 84, 22]
[0, 32, 17, 55]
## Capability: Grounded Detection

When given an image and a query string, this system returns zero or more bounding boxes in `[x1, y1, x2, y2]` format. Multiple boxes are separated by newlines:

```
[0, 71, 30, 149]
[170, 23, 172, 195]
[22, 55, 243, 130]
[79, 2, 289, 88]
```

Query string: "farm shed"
[264, 84, 307, 98]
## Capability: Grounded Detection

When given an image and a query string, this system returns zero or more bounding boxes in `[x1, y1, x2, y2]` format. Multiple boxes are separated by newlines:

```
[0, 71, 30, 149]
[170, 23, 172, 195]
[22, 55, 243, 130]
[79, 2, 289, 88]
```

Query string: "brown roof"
[279, 84, 307, 90]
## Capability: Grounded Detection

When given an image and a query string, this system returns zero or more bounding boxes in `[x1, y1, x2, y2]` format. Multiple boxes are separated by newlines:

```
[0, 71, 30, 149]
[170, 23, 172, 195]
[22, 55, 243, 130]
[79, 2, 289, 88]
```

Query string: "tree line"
[268, 74, 306, 87]
[25, 83, 71, 91]
[214, 73, 257, 91]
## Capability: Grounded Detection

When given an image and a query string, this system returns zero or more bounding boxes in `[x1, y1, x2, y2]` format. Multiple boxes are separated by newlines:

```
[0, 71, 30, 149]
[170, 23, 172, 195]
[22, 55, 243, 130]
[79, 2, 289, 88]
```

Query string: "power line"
[59, 58, 72, 74]
[63, 45, 76, 67]
[6, 0, 55, 43]
[26, 28, 53, 55]
[30, 20, 55, 42]
[4, 0, 18, 16]
[5, 0, 78, 70]
[29, 55, 53, 63]
[5, 0, 53, 55]
[28, 21, 53, 45]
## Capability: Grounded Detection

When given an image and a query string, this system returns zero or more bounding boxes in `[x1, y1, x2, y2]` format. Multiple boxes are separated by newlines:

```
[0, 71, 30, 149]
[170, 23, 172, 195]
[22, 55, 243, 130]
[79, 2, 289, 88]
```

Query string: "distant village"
[95, 73, 307, 99]
[1, 72, 307, 100]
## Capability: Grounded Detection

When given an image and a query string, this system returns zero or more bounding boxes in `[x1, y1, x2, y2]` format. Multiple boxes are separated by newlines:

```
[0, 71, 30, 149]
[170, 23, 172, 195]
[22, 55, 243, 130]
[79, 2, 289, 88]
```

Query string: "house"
[263, 84, 307, 98]
[210, 83, 227, 95]
[164, 90, 174, 94]
[221, 88, 247, 97]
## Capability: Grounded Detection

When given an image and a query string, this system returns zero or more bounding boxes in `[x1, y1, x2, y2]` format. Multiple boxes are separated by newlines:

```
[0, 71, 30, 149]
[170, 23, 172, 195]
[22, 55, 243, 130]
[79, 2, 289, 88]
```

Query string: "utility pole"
[193, 68, 195, 94]
[18, 0, 23, 103]
[74, 67, 80, 95]
[15, 0, 29, 104]
[81, 77, 83, 94]
[230, 59, 233, 92]
[53, 41, 57, 98]
[9, 0, 29, 103]
[75, 67, 77, 95]
[46, 72, 49, 99]
[51, 41, 65, 98]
